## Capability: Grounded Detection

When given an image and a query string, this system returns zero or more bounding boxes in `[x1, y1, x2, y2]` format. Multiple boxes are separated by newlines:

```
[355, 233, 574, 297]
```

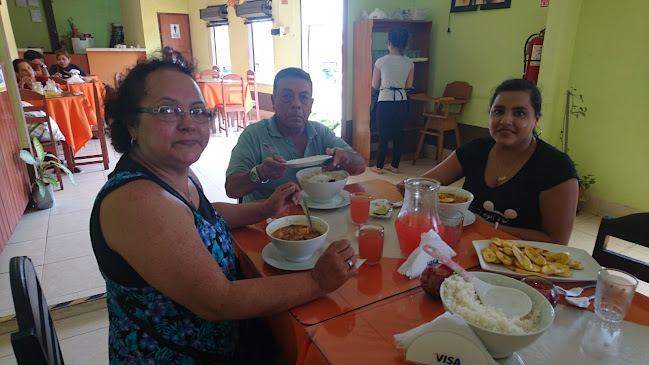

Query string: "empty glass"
[594, 268, 637, 322]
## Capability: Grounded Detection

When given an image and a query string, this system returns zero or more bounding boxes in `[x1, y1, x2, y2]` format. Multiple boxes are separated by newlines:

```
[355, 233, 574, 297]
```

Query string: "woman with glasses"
[90, 52, 358, 363]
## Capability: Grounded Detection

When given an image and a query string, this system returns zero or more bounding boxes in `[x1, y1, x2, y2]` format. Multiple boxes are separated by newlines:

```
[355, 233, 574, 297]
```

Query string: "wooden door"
[158, 13, 193, 62]
[0, 62, 31, 251]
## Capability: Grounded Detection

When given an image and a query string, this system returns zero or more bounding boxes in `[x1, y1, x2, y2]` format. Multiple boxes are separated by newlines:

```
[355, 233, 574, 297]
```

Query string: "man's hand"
[258, 155, 288, 181]
[262, 183, 301, 217]
[53, 72, 63, 78]
[322, 148, 366, 175]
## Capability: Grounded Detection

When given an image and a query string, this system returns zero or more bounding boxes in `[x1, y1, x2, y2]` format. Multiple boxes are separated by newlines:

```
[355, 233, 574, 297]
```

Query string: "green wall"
[8, 0, 121, 52]
[565, 0, 649, 211]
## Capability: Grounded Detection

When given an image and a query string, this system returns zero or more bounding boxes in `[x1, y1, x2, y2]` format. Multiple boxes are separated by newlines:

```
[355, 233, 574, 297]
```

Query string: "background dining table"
[231, 179, 519, 364]
[197, 79, 253, 114]
[44, 93, 97, 169]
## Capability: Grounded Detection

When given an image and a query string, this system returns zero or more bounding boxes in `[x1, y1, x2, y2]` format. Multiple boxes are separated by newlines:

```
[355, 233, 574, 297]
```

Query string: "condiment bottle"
[395, 177, 444, 256]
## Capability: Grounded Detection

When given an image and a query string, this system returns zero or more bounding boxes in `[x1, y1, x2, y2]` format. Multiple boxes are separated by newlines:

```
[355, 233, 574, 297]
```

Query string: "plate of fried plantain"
[473, 238, 600, 282]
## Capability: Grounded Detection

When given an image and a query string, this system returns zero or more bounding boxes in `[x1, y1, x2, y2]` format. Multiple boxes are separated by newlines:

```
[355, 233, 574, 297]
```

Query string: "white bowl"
[296, 167, 349, 203]
[438, 186, 474, 213]
[440, 272, 555, 359]
[266, 215, 329, 262]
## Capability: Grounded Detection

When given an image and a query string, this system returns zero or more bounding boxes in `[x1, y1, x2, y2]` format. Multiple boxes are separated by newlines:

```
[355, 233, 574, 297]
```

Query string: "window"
[210, 25, 232, 75]
[248, 20, 274, 85]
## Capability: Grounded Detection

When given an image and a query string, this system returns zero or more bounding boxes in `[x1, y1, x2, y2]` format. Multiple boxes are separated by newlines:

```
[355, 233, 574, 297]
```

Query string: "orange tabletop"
[197, 80, 253, 113]
[302, 283, 649, 364]
[68, 79, 104, 118]
[46, 94, 97, 154]
[231, 179, 518, 363]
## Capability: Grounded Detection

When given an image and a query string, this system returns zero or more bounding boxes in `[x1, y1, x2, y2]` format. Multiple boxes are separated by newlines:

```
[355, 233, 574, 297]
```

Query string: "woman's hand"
[262, 182, 300, 217]
[54, 72, 63, 78]
[310, 240, 357, 293]
[18, 76, 33, 89]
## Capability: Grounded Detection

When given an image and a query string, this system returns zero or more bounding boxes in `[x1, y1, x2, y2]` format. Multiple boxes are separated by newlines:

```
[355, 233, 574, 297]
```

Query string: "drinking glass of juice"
[358, 224, 384, 265]
[438, 209, 464, 248]
[350, 192, 371, 225]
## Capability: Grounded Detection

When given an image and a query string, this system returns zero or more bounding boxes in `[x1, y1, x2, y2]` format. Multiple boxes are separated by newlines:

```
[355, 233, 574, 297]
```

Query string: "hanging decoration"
[227, 0, 240, 6]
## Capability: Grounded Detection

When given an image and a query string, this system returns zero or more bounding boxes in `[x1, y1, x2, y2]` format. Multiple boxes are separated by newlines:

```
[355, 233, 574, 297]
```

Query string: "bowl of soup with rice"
[266, 215, 329, 262]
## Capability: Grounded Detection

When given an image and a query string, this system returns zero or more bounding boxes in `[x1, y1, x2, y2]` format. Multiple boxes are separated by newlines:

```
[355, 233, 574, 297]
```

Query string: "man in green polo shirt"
[226, 67, 366, 202]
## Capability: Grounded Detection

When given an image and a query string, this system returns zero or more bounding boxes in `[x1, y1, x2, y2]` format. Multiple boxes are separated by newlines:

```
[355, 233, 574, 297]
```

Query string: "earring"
[130, 137, 136, 146]
[535, 126, 543, 137]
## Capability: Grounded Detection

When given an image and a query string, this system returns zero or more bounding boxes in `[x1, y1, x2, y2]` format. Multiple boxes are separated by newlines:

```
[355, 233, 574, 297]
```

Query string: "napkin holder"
[405, 330, 492, 365]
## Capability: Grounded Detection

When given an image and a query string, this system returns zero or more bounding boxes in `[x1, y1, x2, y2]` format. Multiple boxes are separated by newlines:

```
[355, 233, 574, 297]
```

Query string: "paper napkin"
[394, 312, 497, 365]
[397, 230, 456, 279]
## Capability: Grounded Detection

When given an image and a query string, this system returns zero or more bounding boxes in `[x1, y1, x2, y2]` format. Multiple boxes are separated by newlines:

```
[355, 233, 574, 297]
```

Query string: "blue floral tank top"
[90, 155, 240, 364]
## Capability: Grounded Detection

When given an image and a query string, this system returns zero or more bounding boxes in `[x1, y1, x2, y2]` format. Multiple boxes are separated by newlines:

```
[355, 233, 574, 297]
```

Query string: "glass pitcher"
[395, 177, 444, 256]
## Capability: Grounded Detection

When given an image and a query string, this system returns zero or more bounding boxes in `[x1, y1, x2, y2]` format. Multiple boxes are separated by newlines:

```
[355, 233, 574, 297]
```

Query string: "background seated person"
[23, 50, 49, 77]
[399, 79, 578, 245]
[49, 49, 87, 79]
[93, 55, 358, 362]
[13, 59, 48, 89]
[226, 67, 366, 202]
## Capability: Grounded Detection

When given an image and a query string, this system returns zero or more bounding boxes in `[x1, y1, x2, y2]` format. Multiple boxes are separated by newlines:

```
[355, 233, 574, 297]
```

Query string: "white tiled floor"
[0, 132, 647, 363]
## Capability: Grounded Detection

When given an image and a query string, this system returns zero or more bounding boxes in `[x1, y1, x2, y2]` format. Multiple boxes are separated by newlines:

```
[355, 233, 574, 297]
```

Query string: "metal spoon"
[566, 294, 596, 308]
[556, 283, 596, 297]
[300, 196, 314, 229]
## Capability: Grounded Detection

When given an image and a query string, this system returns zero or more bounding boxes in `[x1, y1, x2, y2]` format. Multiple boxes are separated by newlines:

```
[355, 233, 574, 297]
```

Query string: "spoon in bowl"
[423, 244, 532, 318]
[299, 196, 314, 230]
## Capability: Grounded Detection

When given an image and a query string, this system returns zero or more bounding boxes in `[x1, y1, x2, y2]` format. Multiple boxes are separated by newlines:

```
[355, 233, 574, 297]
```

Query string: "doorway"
[158, 13, 193, 61]
[301, 0, 343, 136]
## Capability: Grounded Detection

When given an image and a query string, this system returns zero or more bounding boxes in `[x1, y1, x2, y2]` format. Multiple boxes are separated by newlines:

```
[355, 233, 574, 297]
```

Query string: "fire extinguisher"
[523, 29, 545, 84]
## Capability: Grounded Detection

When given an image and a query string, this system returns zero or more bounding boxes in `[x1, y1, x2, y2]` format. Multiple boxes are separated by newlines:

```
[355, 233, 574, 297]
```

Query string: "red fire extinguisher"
[523, 29, 545, 84]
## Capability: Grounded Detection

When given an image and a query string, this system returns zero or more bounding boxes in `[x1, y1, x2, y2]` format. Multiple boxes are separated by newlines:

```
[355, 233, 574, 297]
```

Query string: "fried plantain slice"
[482, 247, 499, 263]
[496, 250, 513, 266]
[514, 268, 544, 276]
[555, 270, 574, 278]
[489, 243, 500, 253]
[512, 246, 534, 271]
[546, 252, 571, 265]
[524, 246, 547, 266]
[502, 246, 514, 256]
[541, 264, 557, 276]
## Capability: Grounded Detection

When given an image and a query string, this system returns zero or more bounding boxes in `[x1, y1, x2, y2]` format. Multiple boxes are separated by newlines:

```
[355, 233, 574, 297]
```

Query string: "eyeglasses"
[137, 106, 213, 124]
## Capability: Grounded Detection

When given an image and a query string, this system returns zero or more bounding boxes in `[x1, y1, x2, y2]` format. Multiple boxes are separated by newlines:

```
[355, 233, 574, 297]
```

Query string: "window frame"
[247, 20, 275, 85]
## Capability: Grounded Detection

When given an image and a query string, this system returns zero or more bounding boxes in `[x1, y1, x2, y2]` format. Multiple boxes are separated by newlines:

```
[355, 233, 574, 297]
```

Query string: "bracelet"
[494, 222, 499, 230]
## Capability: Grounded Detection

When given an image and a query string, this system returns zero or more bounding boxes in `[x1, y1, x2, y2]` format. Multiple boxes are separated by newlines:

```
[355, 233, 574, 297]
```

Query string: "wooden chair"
[72, 80, 110, 170]
[246, 70, 260, 123]
[592, 213, 649, 282]
[198, 65, 220, 80]
[10, 256, 65, 365]
[48, 76, 68, 90]
[217, 74, 247, 132]
[19, 89, 64, 189]
[413, 81, 472, 165]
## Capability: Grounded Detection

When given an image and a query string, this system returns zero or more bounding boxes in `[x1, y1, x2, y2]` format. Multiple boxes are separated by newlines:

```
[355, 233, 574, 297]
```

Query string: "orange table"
[231, 179, 518, 363]
[68, 77, 104, 118]
[45, 94, 97, 169]
[302, 284, 649, 364]
[197, 80, 253, 114]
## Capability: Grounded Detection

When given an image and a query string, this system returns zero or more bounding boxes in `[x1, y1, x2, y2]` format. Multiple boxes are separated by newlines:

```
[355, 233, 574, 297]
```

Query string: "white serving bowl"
[440, 272, 555, 359]
[266, 215, 329, 262]
[438, 186, 474, 214]
[296, 167, 349, 203]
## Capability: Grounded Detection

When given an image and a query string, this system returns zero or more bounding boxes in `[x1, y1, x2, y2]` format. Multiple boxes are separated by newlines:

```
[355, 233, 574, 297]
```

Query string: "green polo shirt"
[226, 115, 350, 202]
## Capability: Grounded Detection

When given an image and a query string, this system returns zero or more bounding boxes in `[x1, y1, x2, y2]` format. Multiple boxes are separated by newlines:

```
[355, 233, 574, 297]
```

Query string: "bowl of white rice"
[296, 167, 349, 203]
[440, 272, 554, 359]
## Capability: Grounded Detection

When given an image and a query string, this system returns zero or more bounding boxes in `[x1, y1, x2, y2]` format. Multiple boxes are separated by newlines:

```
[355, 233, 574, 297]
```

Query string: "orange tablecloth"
[68, 78, 105, 118]
[303, 284, 649, 364]
[46, 94, 97, 154]
[197, 80, 253, 114]
[231, 179, 518, 363]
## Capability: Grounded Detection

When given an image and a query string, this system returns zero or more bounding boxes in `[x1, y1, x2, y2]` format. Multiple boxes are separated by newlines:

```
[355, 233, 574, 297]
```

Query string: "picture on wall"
[481, 0, 512, 10]
[450, 0, 478, 13]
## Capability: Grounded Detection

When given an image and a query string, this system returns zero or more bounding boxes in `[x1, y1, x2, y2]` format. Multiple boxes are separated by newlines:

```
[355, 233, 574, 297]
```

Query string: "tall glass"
[395, 178, 444, 256]
[438, 209, 464, 248]
[594, 268, 637, 322]
[350, 192, 371, 225]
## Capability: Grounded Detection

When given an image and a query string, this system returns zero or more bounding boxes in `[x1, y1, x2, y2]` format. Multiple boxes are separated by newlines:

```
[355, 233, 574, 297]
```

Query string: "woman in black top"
[399, 79, 578, 245]
[49, 49, 87, 78]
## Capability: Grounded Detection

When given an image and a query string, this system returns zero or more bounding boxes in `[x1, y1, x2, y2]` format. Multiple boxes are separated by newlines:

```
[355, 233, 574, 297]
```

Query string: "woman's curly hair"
[104, 47, 196, 153]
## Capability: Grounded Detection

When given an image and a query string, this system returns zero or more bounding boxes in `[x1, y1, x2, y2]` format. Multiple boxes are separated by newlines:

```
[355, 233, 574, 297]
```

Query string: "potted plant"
[19, 137, 76, 209]
[578, 173, 596, 202]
